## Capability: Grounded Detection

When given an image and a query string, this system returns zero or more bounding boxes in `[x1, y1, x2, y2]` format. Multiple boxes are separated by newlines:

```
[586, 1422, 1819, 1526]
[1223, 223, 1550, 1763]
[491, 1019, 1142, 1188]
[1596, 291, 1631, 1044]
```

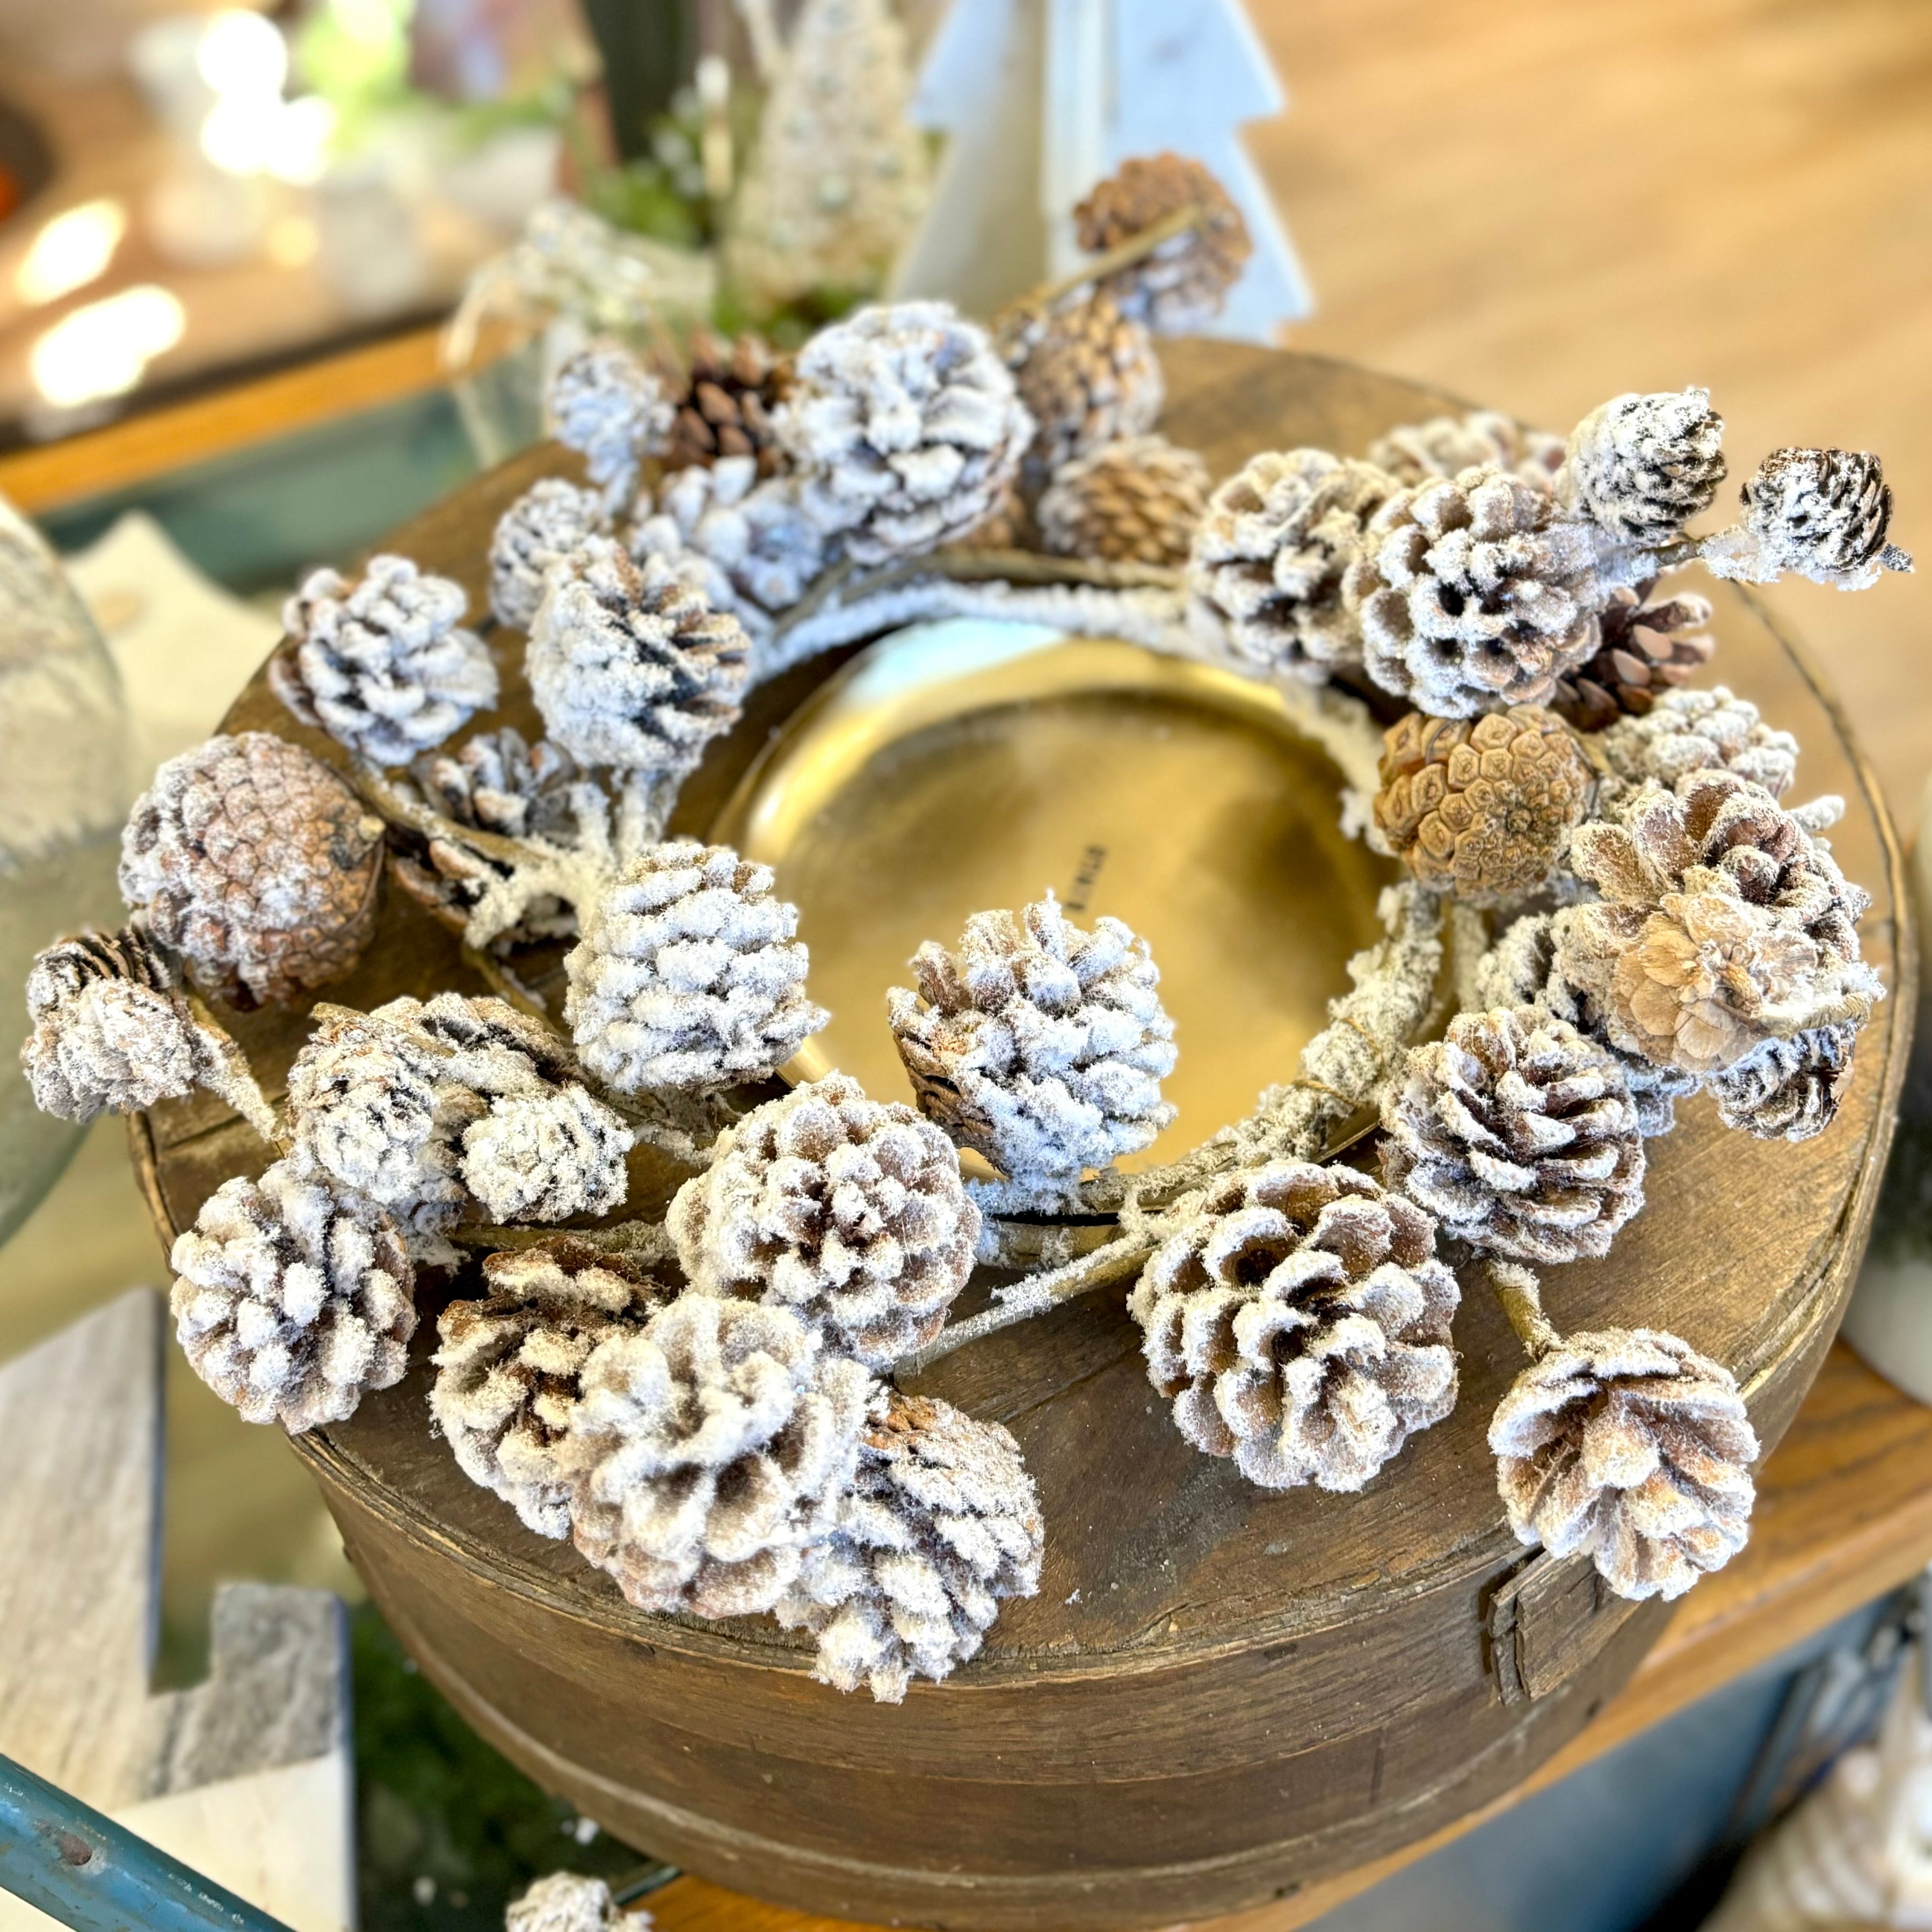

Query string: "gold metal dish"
[710, 620, 1398, 1170]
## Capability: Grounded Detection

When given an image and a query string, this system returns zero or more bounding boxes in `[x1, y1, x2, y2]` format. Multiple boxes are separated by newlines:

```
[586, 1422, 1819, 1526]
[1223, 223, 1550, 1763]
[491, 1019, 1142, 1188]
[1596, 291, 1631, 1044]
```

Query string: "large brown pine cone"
[1549, 585, 1716, 731]
[994, 288, 1165, 488]
[1037, 434, 1209, 566]
[1127, 1161, 1459, 1492]
[1380, 1006, 1646, 1265]
[662, 329, 794, 479]
[1372, 706, 1596, 905]
[1073, 153, 1253, 333]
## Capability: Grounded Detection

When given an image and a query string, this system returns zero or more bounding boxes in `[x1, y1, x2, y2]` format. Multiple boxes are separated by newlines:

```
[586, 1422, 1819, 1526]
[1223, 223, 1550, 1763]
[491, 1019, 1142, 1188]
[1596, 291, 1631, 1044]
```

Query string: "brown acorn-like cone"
[662, 328, 793, 478]
[1127, 1161, 1460, 1492]
[1073, 152, 1253, 333]
[1550, 584, 1717, 731]
[1037, 434, 1210, 567]
[1372, 706, 1596, 906]
[119, 732, 383, 1008]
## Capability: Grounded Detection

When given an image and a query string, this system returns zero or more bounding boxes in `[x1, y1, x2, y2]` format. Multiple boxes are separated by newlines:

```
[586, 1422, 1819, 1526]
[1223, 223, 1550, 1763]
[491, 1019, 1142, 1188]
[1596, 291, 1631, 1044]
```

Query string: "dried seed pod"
[564, 1295, 874, 1617]
[1369, 410, 1566, 494]
[548, 338, 674, 510]
[1037, 434, 1210, 567]
[1128, 1161, 1460, 1492]
[170, 1159, 415, 1432]
[663, 327, 794, 478]
[1380, 1006, 1646, 1265]
[458, 1085, 631, 1224]
[777, 1390, 1043, 1702]
[994, 286, 1165, 486]
[1593, 683, 1797, 801]
[1073, 152, 1253, 333]
[668, 1073, 978, 1369]
[119, 733, 382, 1007]
[1549, 585, 1717, 731]
[1707, 1020, 1856, 1143]
[1372, 706, 1596, 905]
[1705, 447, 1914, 590]
[1561, 388, 1727, 546]
[489, 479, 609, 631]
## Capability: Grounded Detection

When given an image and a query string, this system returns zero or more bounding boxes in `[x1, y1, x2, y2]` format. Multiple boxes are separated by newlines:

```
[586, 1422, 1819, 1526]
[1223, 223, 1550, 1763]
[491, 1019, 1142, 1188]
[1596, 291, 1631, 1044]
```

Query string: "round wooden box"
[130, 345, 1913, 1932]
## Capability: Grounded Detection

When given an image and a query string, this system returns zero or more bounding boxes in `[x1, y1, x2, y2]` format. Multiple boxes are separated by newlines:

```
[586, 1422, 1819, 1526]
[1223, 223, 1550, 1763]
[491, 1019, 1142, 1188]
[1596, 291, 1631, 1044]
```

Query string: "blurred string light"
[14, 200, 128, 306]
[188, 9, 340, 185]
[31, 286, 186, 409]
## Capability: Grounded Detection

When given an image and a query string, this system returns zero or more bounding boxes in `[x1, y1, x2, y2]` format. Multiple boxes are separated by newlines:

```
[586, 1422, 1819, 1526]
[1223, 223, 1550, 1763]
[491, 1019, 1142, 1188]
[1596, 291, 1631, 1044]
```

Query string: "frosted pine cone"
[664, 327, 793, 478]
[564, 1295, 874, 1617]
[1490, 1324, 1756, 1601]
[548, 339, 673, 510]
[459, 1086, 632, 1223]
[119, 733, 383, 1007]
[669, 1073, 978, 1369]
[527, 539, 749, 776]
[1128, 1161, 1459, 1492]
[1380, 1007, 1646, 1265]
[505, 1873, 622, 1932]
[170, 1159, 415, 1432]
[1346, 467, 1602, 717]
[1595, 685, 1797, 801]
[775, 302, 1034, 565]
[1187, 448, 1395, 679]
[1704, 447, 1914, 590]
[1073, 152, 1253, 333]
[888, 894, 1176, 1199]
[1038, 435, 1210, 568]
[994, 287, 1164, 486]
[564, 842, 826, 1094]
[777, 1391, 1043, 1702]
[432, 1240, 664, 1538]
[412, 728, 579, 841]
[1549, 586, 1716, 731]
[1372, 707, 1596, 905]
[489, 480, 609, 631]
[1369, 411, 1566, 493]
[1561, 388, 1727, 546]
[1708, 1021, 1856, 1143]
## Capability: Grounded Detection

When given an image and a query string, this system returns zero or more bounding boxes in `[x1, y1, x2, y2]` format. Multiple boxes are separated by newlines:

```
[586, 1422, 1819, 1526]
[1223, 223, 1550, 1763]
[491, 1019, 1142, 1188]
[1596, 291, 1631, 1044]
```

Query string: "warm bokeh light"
[14, 200, 128, 307]
[30, 285, 187, 408]
[194, 9, 288, 98]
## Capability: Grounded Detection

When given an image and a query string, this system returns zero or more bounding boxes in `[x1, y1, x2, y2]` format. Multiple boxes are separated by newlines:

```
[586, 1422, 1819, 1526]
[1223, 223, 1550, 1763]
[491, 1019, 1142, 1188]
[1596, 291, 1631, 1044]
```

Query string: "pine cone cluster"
[119, 732, 383, 1007]
[548, 339, 673, 509]
[1346, 467, 1602, 717]
[432, 1240, 666, 1538]
[1186, 448, 1393, 678]
[489, 480, 608, 631]
[776, 302, 1034, 565]
[1037, 434, 1209, 567]
[1372, 706, 1596, 905]
[412, 727, 579, 841]
[663, 328, 793, 478]
[170, 1159, 416, 1432]
[527, 539, 749, 776]
[1548, 585, 1717, 731]
[1595, 685, 1797, 802]
[1381, 1006, 1646, 1264]
[1561, 388, 1727, 546]
[888, 894, 1176, 1199]
[1706, 447, 1914, 590]
[1369, 410, 1566, 494]
[564, 842, 826, 1094]
[564, 1295, 873, 1617]
[994, 287, 1164, 486]
[1490, 1326, 1756, 1601]
[1707, 1021, 1856, 1143]
[778, 1390, 1043, 1702]
[1129, 1161, 1459, 1491]
[1073, 152, 1253, 333]
[669, 1073, 978, 1369]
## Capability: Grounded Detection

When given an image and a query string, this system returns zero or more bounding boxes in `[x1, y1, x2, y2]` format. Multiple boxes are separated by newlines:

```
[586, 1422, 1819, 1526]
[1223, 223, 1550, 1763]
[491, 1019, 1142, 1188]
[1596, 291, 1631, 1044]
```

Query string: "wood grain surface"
[132, 342, 1914, 1931]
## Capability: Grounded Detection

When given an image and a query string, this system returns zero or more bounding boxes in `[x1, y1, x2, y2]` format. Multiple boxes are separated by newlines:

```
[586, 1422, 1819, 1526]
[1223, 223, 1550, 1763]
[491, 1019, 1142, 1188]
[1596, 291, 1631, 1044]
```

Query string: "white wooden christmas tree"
[890, 0, 1311, 340]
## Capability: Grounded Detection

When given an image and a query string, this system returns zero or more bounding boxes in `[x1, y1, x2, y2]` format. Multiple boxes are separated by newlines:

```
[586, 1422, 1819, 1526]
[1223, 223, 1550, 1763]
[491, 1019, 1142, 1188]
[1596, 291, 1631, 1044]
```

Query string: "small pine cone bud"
[1490, 1324, 1756, 1601]
[1707, 1021, 1855, 1143]
[1379, 1007, 1646, 1265]
[1561, 388, 1727, 545]
[459, 1086, 632, 1223]
[564, 1295, 874, 1618]
[564, 842, 826, 1094]
[888, 893, 1176, 1198]
[170, 1159, 415, 1432]
[777, 1390, 1043, 1703]
[1549, 585, 1717, 730]
[1073, 152, 1253, 333]
[664, 327, 794, 478]
[527, 539, 750, 776]
[668, 1073, 979, 1369]
[1372, 706, 1596, 905]
[775, 302, 1034, 565]
[1037, 434, 1210, 567]
[489, 480, 609, 631]
[1369, 410, 1566, 494]
[1127, 1161, 1459, 1492]
[412, 727, 578, 841]
[1345, 467, 1602, 718]
[993, 287, 1165, 485]
[1595, 684, 1797, 801]
[1186, 448, 1395, 678]
[119, 733, 383, 1007]
[432, 1240, 666, 1538]
[1705, 447, 1915, 590]
[548, 339, 673, 509]
[506, 1873, 623, 1932]
[273, 555, 497, 768]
